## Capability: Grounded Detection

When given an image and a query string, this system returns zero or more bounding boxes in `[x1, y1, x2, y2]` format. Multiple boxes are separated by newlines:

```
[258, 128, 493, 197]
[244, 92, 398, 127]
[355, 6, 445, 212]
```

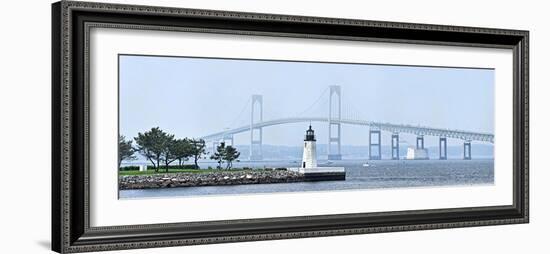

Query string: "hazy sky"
[119, 55, 494, 147]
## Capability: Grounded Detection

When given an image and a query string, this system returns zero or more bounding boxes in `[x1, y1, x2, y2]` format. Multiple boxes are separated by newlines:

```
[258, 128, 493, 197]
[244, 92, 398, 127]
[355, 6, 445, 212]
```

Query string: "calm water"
[119, 159, 494, 199]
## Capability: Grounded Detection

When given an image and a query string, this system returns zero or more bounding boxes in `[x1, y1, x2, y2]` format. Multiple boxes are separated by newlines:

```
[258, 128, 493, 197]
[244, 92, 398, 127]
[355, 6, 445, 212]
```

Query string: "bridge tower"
[391, 133, 399, 160]
[369, 128, 381, 160]
[249, 95, 263, 161]
[223, 132, 234, 146]
[463, 140, 472, 160]
[416, 135, 425, 149]
[439, 137, 447, 160]
[211, 141, 219, 155]
[328, 85, 342, 160]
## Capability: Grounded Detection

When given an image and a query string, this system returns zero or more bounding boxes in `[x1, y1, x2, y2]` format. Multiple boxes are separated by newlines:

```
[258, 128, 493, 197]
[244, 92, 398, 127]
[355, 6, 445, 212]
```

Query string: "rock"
[118, 169, 306, 190]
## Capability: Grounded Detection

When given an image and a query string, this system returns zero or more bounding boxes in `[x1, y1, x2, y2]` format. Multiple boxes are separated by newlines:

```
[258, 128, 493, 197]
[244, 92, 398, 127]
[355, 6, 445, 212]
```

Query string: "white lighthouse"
[290, 125, 346, 181]
[302, 125, 318, 168]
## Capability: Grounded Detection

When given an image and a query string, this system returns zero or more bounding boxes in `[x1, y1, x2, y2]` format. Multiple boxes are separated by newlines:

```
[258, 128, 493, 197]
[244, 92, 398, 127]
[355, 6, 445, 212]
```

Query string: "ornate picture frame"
[52, 1, 528, 253]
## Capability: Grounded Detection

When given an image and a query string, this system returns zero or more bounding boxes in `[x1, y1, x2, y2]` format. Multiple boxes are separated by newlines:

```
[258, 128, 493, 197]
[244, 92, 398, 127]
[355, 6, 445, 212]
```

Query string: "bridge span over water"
[200, 117, 494, 143]
[200, 116, 493, 161]
[199, 86, 494, 161]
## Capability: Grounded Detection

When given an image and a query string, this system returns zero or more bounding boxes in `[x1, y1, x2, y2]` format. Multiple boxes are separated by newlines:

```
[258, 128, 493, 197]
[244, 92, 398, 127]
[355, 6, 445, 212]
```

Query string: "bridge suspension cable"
[227, 97, 251, 129]
[341, 92, 370, 122]
[295, 87, 329, 118]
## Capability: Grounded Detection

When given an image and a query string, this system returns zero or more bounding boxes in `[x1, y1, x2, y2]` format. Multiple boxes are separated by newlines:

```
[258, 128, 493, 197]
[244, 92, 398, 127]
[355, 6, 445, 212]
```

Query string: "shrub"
[119, 166, 139, 171]
[119, 164, 199, 171]
[159, 164, 199, 170]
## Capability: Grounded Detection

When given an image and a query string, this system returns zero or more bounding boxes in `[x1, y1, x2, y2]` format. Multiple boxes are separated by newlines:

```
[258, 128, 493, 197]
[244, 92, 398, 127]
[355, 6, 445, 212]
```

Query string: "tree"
[223, 145, 240, 170]
[134, 127, 172, 172]
[210, 142, 226, 169]
[188, 138, 206, 169]
[118, 135, 136, 168]
[170, 138, 193, 167]
[161, 136, 178, 172]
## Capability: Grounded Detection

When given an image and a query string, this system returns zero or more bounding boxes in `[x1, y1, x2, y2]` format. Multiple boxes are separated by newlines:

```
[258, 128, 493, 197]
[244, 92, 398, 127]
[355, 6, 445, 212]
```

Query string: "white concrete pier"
[406, 147, 429, 160]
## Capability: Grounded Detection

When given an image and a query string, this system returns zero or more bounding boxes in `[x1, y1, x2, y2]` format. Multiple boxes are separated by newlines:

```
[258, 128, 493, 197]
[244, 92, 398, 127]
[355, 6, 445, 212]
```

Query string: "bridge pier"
[391, 133, 399, 160]
[250, 95, 263, 161]
[369, 129, 381, 160]
[463, 141, 472, 160]
[416, 135, 425, 149]
[222, 134, 234, 147]
[439, 137, 447, 160]
[327, 85, 342, 160]
[212, 141, 218, 155]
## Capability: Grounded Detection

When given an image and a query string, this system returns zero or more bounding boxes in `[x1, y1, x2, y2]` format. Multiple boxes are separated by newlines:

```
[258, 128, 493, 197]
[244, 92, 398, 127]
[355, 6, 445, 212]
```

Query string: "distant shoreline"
[120, 158, 495, 167]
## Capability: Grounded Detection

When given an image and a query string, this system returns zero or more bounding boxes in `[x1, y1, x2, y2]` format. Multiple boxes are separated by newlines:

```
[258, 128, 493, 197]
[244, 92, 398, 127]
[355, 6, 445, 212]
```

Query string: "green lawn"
[119, 168, 266, 176]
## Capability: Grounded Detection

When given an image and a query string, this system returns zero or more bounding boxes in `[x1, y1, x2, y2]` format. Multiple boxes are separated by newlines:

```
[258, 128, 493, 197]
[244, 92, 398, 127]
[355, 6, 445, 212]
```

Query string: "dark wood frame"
[52, 1, 529, 253]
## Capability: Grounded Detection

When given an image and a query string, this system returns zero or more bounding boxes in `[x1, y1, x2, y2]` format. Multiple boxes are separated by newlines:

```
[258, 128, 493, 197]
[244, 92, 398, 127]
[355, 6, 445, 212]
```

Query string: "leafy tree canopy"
[223, 145, 240, 169]
[188, 138, 207, 169]
[134, 127, 173, 172]
[118, 135, 136, 168]
[210, 142, 226, 169]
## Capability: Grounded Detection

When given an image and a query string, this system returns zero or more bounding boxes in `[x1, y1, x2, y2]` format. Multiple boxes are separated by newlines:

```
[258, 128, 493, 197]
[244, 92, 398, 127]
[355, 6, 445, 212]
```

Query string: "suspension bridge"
[199, 85, 494, 161]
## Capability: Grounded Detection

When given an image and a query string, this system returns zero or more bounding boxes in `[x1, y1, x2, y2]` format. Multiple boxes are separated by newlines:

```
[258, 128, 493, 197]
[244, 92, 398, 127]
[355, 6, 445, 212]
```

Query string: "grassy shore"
[119, 168, 269, 176]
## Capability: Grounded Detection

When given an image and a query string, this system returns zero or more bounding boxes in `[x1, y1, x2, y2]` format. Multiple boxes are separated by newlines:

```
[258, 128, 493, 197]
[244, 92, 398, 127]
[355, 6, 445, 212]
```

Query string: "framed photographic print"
[51, 1, 529, 253]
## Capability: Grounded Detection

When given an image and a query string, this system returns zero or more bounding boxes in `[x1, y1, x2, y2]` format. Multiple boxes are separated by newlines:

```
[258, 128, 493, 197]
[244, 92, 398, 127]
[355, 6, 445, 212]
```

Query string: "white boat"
[362, 162, 370, 167]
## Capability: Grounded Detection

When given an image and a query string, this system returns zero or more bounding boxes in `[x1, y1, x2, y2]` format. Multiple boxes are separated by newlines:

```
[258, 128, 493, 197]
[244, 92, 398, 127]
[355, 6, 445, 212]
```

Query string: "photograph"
[117, 54, 495, 199]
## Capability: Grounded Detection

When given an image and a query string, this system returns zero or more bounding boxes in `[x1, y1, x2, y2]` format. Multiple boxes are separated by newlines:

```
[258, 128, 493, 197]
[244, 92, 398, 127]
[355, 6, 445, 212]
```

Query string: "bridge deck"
[200, 117, 494, 143]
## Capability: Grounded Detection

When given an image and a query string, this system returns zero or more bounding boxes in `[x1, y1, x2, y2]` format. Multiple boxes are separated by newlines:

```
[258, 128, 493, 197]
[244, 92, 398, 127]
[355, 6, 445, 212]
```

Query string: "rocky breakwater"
[119, 170, 306, 190]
